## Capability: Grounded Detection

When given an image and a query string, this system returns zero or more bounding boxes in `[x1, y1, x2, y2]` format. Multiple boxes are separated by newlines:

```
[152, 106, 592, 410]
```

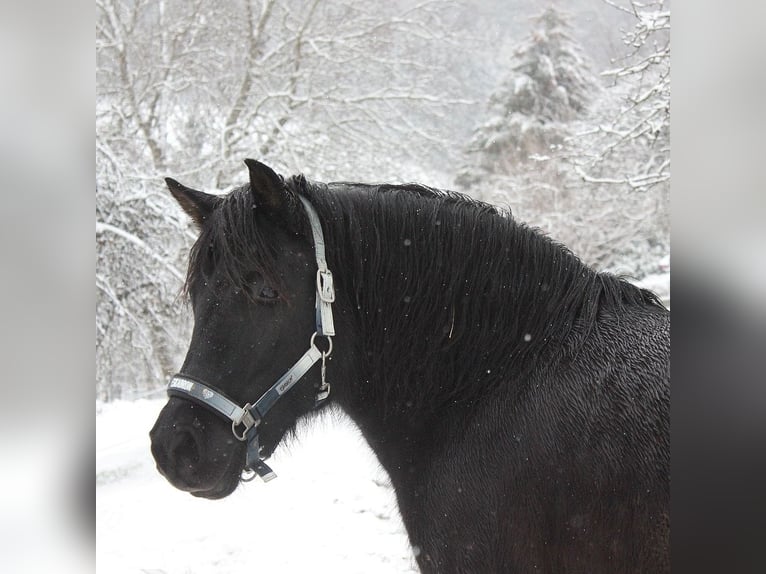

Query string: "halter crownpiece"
[167, 194, 335, 482]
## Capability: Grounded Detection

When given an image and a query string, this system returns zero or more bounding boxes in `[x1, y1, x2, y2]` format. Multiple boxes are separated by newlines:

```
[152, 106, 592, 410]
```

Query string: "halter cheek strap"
[167, 194, 335, 482]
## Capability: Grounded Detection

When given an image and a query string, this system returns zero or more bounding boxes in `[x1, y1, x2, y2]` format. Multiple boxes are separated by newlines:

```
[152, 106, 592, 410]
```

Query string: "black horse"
[150, 159, 670, 573]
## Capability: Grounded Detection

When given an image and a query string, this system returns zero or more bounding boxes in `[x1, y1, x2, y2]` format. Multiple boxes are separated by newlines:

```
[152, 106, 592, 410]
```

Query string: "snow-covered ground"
[96, 399, 418, 573]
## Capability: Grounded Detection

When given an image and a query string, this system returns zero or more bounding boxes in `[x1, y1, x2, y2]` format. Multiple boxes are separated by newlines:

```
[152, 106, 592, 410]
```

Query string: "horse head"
[150, 160, 330, 498]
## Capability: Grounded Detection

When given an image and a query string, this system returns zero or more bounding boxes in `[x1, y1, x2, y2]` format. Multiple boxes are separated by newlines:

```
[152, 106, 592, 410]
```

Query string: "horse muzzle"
[149, 401, 244, 494]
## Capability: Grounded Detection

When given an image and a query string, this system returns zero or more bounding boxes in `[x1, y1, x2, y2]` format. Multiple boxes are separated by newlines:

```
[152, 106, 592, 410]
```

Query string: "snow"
[632, 256, 670, 307]
[635, 273, 670, 304]
[634, 271, 670, 307]
[96, 400, 418, 573]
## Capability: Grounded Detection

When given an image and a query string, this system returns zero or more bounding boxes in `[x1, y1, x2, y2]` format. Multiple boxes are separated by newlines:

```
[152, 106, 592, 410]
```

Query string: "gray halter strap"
[167, 194, 335, 482]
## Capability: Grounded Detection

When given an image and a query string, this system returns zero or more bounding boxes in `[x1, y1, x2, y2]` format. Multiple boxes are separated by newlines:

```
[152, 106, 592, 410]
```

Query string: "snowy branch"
[96, 221, 184, 282]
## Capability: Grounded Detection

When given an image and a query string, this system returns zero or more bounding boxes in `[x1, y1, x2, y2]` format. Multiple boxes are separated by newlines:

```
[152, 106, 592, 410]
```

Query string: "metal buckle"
[231, 404, 258, 441]
[316, 269, 335, 303]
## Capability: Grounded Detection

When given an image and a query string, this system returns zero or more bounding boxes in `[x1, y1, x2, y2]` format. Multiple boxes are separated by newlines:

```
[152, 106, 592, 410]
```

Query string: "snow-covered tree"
[96, 0, 473, 187]
[457, 6, 599, 184]
[96, 141, 193, 401]
[569, 0, 670, 193]
[563, 0, 670, 274]
[455, 5, 603, 257]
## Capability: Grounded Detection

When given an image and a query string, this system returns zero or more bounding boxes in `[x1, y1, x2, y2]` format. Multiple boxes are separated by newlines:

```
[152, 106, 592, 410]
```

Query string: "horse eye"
[243, 273, 279, 303]
[258, 285, 279, 300]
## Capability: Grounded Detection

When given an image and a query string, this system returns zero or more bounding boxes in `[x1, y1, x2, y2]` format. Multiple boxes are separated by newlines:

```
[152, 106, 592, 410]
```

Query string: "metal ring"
[310, 332, 333, 356]
[231, 420, 249, 441]
[240, 468, 258, 482]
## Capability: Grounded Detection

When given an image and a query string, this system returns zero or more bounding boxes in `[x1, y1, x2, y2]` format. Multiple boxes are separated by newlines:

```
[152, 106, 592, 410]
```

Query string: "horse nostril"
[170, 429, 203, 471]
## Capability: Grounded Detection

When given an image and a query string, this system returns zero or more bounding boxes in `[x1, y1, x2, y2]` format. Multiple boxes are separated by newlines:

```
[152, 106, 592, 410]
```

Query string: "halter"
[166, 195, 335, 482]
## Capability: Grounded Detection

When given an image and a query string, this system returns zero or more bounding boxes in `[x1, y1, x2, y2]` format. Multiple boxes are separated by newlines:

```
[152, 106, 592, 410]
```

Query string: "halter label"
[276, 375, 295, 394]
[169, 378, 194, 392]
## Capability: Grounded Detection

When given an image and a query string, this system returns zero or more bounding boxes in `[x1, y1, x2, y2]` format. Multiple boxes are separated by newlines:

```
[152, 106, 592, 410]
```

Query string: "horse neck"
[321, 189, 596, 442]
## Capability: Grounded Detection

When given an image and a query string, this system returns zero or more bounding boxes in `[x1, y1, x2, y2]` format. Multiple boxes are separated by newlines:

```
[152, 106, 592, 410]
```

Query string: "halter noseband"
[166, 195, 335, 482]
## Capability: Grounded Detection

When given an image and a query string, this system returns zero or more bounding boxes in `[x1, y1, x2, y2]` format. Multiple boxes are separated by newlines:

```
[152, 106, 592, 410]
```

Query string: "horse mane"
[290, 176, 665, 417]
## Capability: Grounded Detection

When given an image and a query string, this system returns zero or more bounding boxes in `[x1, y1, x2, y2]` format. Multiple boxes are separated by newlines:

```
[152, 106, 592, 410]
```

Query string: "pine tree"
[458, 6, 598, 186]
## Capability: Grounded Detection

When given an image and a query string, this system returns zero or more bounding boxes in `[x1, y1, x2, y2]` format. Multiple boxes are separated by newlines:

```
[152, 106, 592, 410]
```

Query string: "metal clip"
[317, 269, 335, 303]
[315, 350, 331, 403]
[315, 385, 330, 403]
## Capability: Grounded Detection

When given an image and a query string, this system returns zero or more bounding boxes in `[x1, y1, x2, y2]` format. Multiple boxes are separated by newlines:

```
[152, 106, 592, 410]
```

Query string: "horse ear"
[165, 177, 219, 228]
[244, 158, 286, 211]
[244, 159, 307, 235]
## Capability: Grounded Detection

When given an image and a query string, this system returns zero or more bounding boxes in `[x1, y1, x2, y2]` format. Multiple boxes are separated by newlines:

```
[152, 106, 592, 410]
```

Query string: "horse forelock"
[183, 184, 282, 299]
[299, 177, 665, 418]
